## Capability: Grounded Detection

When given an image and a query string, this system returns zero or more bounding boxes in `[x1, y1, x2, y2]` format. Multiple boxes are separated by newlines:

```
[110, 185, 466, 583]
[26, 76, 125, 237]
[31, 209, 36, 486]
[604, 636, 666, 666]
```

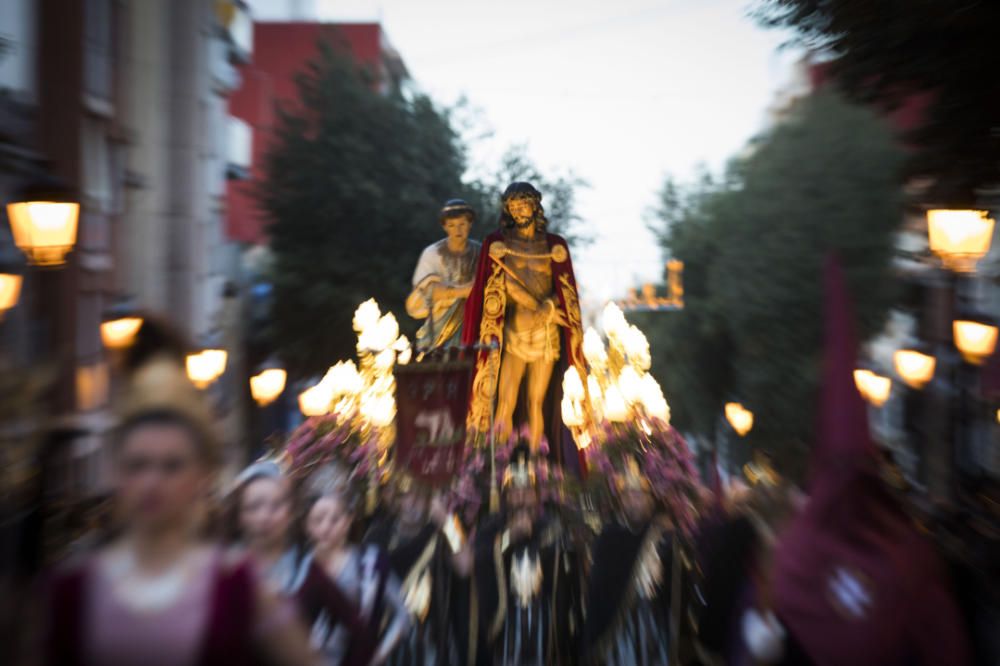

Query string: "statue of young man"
[461, 182, 587, 457]
[406, 200, 481, 354]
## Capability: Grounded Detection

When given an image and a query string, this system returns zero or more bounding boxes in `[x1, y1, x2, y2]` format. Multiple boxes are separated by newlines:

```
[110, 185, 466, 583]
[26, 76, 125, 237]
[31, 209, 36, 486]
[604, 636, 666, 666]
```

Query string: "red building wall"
[226, 22, 385, 244]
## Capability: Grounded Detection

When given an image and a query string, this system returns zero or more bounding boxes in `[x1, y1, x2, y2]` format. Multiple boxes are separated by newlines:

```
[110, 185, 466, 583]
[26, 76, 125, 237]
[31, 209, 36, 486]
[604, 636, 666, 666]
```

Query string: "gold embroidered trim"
[400, 534, 439, 624]
[489, 533, 508, 640]
[558, 272, 585, 373]
[635, 528, 665, 599]
[558, 270, 589, 418]
[468, 262, 506, 433]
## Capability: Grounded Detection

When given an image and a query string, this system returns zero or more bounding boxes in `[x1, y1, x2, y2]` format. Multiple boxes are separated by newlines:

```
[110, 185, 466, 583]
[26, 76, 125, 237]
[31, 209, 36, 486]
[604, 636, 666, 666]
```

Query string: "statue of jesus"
[461, 182, 587, 457]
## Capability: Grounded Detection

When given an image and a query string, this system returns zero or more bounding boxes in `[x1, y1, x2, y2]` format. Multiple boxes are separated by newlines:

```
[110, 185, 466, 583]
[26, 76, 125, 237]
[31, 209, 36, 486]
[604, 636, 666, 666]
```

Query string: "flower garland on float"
[562, 303, 700, 534]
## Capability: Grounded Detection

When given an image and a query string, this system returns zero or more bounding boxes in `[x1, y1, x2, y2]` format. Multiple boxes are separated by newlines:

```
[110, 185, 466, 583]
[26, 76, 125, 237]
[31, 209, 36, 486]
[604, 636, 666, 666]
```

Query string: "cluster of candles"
[561, 303, 671, 449]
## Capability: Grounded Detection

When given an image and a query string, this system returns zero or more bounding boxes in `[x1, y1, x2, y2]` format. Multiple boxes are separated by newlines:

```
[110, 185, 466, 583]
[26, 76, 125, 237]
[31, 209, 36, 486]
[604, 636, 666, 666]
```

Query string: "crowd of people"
[2, 261, 998, 666]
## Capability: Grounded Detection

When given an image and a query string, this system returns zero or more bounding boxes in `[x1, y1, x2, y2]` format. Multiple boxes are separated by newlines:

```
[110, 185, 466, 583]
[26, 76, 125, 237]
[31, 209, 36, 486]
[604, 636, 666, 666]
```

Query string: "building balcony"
[226, 116, 252, 180]
[215, 0, 253, 64]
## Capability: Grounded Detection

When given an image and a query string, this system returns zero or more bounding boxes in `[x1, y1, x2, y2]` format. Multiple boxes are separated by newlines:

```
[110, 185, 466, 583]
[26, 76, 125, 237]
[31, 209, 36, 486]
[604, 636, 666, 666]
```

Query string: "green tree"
[639, 172, 736, 442]
[754, 0, 1000, 203]
[648, 90, 903, 474]
[466, 144, 592, 247]
[258, 43, 468, 379]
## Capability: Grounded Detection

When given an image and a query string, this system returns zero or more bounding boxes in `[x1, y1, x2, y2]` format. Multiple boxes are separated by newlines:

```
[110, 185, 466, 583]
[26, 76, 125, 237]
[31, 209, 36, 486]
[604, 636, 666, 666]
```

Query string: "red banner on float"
[394, 360, 473, 485]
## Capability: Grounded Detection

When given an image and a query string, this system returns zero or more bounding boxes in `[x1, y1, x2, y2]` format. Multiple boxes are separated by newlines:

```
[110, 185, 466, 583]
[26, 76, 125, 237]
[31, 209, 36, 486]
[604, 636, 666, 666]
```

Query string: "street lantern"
[0, 272, 22, 316]
[854, 369, 892, 407]
[101, 300, 144, 350]
[186, 352, 215, 389]
[250, 367, 287, 406]
[893, 348, 937, 389]
[926, 209, 995, 273]
[6, 179, 80, 267]
[100, 316, 143, 350]
[725, 402, 754, 437]
[201, 348, 228, 379]
[953, 318, 998, 365]
[185, 349, 227, 389]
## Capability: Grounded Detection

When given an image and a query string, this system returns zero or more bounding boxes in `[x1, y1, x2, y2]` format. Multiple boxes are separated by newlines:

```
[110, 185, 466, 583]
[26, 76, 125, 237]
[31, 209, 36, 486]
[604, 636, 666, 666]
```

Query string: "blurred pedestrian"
[30, 357, 319, 666]
[580, 455, 676, 665]
[749, 256, 971, 665]
[229, 459, 373, 665]
[470, 444, 579, 666]
[364, 472, 472, 666]
[303, 468, 409, 665]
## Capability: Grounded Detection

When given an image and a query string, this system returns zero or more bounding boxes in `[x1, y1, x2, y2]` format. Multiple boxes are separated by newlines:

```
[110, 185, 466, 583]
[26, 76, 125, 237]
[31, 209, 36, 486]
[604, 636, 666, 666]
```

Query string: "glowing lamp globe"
[623, 325, 651, 371]
[853, 369, 872, 398]
[865, 374, 892, 407]
[561, 396, 585, 427]
[7, 197, 80, 267]
[101, 316, 143, 350]
[725, 402, 754, 437]
[372, 313, 400, 352]
[200, 349, 228, 380]
[854, 369, 891, 406]
[323, 360, 363, 397]
[601, 302, 628, 339]
[361, 393, 395, 427]
[638, 374, 670, 423]
[604, 384, 628, 423]
[953, 319, 998, 365]
[618, 366, 643, 405]
[0, 273, 23, 315]
[186, 352, 216, 389]
[299, 383, 333, 417]
[893, 349, 936, 389]
[562, 366, 585, 401]
[250, 368, 287, 406]
[397, 346, 412, 365]
[393, 335, 412, 365]
[373, 348, 396, 372]
[645, 395, 670, 424]
[583, 327, 608, 367]
[926, 209, 995, 273]
[353, 298, 380, 333]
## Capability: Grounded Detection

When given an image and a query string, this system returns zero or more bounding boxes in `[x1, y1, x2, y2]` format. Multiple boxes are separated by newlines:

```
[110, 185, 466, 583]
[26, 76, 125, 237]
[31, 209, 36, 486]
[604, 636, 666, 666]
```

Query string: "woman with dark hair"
[228, 461, 373, 666]
[302, 469, 409, 665]
[32, 358, 319, 666]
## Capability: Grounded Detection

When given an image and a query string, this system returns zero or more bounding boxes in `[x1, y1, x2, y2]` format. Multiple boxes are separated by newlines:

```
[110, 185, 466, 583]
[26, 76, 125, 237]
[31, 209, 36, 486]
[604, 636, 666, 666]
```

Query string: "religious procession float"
[276, 183, 702, 531]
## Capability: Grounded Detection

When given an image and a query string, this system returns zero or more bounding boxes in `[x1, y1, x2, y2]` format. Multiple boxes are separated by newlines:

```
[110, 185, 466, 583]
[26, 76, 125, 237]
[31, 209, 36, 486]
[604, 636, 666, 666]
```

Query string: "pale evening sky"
[248, 0, 798, 308]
